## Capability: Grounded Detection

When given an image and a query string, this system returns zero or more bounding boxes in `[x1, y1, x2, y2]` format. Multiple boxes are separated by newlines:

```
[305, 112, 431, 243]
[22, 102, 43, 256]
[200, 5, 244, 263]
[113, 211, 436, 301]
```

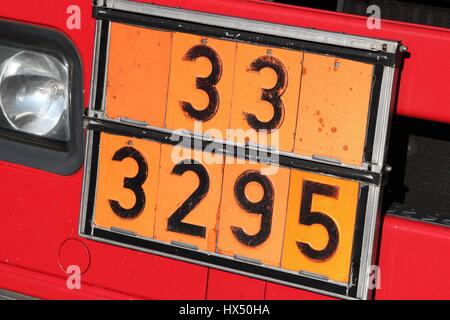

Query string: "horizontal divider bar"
[85, 117, 383, 185]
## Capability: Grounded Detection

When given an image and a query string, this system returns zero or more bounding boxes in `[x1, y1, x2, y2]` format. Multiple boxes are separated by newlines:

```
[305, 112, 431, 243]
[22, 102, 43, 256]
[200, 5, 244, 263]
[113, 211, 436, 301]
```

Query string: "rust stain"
[331, 127, 337, 133]
[343, 145, 349, 151]
[318, 117, 325, 128]
[302, 66, 307, 75]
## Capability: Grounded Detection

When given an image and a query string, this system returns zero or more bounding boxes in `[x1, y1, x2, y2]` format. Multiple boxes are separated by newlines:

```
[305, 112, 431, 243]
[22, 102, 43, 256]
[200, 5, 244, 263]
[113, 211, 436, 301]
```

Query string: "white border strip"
[103, 0, 399, 53]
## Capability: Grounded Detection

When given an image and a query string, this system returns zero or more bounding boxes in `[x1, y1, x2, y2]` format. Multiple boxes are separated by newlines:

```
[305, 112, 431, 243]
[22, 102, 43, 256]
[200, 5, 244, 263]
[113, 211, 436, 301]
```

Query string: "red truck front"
[0, 0, 449, 300]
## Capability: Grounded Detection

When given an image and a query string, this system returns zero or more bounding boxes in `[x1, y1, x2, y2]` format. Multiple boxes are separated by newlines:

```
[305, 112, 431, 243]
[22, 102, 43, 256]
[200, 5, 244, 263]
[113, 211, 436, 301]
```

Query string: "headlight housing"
[0, 19, 83, 175]
[0, 49, 69, 141]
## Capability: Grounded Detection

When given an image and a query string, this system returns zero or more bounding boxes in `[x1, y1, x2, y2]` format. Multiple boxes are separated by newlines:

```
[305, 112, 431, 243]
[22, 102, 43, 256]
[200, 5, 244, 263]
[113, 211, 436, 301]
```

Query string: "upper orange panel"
[105, 23, 172, 127]
[228, 43, 303, 152]
[166, 33, 236, 138]
[294, 54, 373, 166]
[105, 23, 375, 167]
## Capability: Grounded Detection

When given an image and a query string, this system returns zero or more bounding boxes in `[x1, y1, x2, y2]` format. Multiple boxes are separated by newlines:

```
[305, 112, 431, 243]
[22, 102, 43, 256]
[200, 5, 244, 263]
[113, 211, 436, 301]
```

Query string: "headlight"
[0, 48, 69, 141]
[0, 19, 83, 175]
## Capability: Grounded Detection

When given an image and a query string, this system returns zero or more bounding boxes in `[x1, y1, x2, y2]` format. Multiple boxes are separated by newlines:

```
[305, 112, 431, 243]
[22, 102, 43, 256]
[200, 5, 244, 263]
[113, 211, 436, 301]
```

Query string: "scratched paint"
[294, 54, 373, 166]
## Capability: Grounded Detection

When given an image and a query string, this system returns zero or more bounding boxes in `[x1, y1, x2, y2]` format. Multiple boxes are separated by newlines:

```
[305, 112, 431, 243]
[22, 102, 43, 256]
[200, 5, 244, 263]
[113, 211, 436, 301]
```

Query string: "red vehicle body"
[0, 0, 449, 300]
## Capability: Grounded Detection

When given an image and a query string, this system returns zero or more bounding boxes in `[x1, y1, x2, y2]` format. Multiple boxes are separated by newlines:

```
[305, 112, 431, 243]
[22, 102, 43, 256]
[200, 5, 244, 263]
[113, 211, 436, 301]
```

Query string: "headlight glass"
[0, 45, 69, 141]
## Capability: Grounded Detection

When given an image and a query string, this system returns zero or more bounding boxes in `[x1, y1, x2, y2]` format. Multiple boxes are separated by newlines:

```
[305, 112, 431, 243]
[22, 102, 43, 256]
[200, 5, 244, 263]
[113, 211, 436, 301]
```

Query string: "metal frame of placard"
[79, 0, 403, 300]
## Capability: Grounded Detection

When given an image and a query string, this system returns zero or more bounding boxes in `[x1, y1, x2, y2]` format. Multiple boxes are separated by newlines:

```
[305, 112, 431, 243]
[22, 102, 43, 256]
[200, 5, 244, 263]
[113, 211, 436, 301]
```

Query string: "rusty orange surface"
[281, 170, 360, 283]
[105, 23, 172, 127]
[94, 133, 161, 238]
[228, 43, 303, 152]
[153, 144, 224, 251]
[217, 157, 290, 266]
[166, 33, 236, 138]
[294, 53, 373, 166]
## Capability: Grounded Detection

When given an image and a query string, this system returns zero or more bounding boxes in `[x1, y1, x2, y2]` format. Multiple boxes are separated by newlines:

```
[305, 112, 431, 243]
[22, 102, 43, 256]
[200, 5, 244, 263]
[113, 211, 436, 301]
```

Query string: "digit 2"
[167, 160, 210, 238]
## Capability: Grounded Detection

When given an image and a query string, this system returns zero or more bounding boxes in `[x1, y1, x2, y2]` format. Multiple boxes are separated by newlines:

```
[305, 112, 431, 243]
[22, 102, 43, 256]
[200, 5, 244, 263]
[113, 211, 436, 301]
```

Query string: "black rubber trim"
[93, 6, 398, 67]
[0, 19, 84, 176]
[93, 21, 109, 112]
[364, 64, 385, 162]
[87, 118, 382, 185]
[348, 185, 370, 297]
[82, 131, 101, 236]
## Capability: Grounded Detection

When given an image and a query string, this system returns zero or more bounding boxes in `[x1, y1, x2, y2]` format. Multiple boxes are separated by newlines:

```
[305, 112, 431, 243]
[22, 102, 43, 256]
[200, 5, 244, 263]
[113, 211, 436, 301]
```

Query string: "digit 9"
[232, 170, 275, 247]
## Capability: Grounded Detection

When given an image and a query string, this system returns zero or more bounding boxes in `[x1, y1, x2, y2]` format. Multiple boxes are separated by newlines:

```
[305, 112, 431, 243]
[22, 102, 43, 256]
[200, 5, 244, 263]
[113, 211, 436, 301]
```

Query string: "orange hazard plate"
[81, 6, 401, 299]
[92, 132, 362, 284]
[104, 22, 374, 166]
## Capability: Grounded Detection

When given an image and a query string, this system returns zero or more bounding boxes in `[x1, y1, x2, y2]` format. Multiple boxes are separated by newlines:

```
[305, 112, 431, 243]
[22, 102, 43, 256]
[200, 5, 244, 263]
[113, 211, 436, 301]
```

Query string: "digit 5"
[297, 180, 340, 261]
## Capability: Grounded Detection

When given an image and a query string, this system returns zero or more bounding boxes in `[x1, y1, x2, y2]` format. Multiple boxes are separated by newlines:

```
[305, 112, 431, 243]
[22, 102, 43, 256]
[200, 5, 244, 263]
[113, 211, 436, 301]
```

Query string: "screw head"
[399, 45, 408, 53]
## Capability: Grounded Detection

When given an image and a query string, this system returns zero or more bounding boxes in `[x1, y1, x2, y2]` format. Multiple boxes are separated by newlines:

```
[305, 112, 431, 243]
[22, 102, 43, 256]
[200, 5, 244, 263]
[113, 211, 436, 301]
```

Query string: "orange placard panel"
[105, 23, 172, 127]
[228, 43, 303, 152]
[94, 133, 161, 238]
[217, 158, 290, 266]
[281, 170, 359, 283]
[166, 33, 236, 138]
[153, 144, 224, 251]
[294, 53, 373, 166]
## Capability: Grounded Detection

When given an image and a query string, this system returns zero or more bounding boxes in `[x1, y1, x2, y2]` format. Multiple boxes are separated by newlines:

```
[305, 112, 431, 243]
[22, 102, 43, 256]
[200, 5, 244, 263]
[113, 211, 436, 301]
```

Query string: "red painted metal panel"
[0, 0, 208, 300]
[0, 0, 94, 107]
[206, 269, 266, 300]
[0, 160, 208, 299]
[138, 0, 450, 124]
[0, 0, 449, 300]
[265, 283, 336, 300]
[0, 263, 134, 300]
[376, 215, 450, 300]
